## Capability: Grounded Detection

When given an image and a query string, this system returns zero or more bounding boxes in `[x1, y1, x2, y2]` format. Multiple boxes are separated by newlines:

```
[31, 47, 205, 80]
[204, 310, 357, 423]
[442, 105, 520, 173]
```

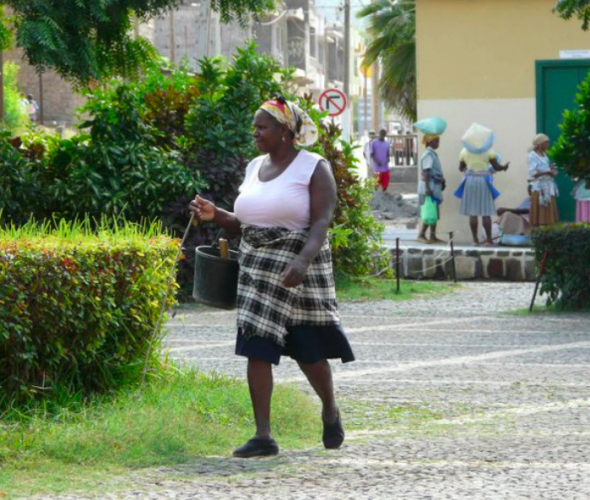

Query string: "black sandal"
[322, 409, 345, 449]
[232, 437, 279, 458]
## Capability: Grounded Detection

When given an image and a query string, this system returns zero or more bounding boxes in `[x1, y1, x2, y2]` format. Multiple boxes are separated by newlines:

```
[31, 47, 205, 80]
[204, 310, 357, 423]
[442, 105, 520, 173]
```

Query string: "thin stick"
[529, 251, 549, 313]
[395, 237, 401, 294]
[449, 231, 457, 283]
[141, 213, 196, 385]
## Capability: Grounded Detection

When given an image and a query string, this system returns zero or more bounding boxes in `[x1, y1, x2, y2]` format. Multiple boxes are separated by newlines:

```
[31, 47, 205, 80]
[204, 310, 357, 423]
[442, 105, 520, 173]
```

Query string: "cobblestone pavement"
[43, 283, 590, 500]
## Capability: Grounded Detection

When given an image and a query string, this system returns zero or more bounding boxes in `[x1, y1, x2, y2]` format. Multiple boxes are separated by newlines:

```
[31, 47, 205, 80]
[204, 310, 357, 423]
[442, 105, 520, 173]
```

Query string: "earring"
[282, 136, 286, 143]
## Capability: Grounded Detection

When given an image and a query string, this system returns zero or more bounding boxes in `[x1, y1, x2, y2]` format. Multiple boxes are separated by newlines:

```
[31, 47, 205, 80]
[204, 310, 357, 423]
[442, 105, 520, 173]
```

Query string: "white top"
[234, 150, 323, 230]
[527, 151, 558, 194]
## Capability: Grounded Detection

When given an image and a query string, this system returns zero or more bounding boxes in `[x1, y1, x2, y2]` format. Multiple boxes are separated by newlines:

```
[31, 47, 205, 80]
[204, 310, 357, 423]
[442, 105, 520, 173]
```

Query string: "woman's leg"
[419, 223, 430, 240]
[297, 359, 338, 422]
[482, 216, 493, 244]
[247, 359, 274, 439]
[469, 216, 479, 244]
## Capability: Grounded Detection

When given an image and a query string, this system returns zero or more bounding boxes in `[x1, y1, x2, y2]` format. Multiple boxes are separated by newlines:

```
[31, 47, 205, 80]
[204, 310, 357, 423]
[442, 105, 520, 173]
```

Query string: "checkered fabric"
[237, 225, 340, 347]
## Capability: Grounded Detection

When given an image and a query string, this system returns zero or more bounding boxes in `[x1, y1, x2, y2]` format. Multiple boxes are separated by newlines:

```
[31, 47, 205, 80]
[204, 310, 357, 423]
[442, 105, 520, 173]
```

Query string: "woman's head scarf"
[530, 133, 550, 152]
[259, 98, 318, 147]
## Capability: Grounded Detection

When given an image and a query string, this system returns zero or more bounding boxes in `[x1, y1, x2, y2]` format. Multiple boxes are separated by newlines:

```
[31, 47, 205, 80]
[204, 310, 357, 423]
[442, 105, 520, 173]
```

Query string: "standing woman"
[528, 134, 559, 226]
[189, 97, 354, 458]
[456, 123, 509, 246]
[417, 134, 446, 243]
[415, 117, 447, 244]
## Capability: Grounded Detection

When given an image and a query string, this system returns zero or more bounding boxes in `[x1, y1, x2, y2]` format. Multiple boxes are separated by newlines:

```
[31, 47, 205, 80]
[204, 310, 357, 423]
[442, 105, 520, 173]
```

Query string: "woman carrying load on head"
[189, 97, 354, 459]
[415, 117, 448, 244]
[528, 133, 559, 226]
[455, 123, 510, 246]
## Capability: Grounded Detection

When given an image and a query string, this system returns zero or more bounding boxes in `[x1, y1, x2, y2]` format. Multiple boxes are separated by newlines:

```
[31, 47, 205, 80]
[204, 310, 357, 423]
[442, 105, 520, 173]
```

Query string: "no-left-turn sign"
[319, 89, 347, 117]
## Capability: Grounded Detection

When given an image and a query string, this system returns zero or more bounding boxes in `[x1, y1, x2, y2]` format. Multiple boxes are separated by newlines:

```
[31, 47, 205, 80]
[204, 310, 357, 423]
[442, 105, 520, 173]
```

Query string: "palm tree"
[357, 0, 416, 121]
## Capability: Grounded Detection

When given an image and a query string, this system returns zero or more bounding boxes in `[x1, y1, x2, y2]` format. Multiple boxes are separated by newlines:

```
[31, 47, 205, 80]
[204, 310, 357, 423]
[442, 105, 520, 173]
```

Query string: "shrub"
[532, 223, 590, 310]
[551, 73, 590, 184]
[0, 132, 44, 225]
[3, 61, 30, 134]
[0, 218, 179, 403]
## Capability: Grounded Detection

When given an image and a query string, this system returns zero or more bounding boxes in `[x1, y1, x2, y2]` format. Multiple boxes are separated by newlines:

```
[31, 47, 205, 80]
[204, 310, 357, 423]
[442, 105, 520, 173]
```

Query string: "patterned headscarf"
[422, 134, 440, 146]
[259, 98, 318, 147]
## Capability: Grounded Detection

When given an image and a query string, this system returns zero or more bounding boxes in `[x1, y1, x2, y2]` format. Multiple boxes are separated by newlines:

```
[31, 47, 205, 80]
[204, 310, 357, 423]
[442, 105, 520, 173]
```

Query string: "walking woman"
[528, 134, 559, 226]
[455, 123, 509, 246]
[189, 97, 354, 458]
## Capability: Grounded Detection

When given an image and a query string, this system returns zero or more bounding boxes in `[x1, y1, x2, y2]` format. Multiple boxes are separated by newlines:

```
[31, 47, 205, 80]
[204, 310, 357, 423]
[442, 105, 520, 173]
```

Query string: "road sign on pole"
[319, 89, 348, 117]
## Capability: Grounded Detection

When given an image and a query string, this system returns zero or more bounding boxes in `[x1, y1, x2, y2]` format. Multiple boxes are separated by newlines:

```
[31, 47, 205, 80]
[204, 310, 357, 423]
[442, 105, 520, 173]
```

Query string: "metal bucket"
[193, 246, 239, 310]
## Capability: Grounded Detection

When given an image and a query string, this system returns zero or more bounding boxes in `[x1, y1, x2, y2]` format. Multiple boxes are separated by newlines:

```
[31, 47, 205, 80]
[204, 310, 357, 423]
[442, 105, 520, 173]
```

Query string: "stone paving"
[40, 282, 590, 500]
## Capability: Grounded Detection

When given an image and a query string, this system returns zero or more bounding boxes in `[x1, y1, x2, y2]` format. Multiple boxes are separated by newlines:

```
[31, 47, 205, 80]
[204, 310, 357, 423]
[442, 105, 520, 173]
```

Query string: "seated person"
[497, 197, 531, 236]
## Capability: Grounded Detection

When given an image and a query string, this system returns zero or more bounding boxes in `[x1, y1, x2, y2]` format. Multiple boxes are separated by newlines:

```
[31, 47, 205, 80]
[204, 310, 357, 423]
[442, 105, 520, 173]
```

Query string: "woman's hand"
[550, 169, 559, 177]
[502, 162, 510, 171]
[189, 195, 216, 222]
[281, 256, 310, 288]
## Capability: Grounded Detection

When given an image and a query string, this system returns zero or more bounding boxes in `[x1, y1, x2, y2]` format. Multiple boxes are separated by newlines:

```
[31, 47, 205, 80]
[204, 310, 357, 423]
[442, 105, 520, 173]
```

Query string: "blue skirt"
[236, 325, 355, 366]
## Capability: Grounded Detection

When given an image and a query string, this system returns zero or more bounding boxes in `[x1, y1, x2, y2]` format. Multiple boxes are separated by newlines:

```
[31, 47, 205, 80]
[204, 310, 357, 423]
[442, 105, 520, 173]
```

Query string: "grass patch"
[335, 276, 456, 302]
[0, 369, 319, 499]
[510, 304, 590, 315]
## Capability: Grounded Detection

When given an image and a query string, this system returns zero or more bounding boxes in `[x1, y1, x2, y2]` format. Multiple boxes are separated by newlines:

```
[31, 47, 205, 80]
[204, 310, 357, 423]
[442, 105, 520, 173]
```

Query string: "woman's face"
[253, 110, 285, 153]
[429, 138, 440, 150]
[538, 140, 550, 153]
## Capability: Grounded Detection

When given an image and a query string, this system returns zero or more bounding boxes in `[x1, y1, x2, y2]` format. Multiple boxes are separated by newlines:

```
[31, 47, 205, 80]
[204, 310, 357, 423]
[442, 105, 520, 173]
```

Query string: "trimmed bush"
[0, 219, 179, 403]
[532, 223, 590, 310]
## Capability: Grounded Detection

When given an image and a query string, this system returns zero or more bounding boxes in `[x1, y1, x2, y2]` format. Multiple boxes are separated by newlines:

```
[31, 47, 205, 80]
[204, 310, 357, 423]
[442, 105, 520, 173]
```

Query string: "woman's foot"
[429, 236, 446, 244]
[322, 408, 345, 449]
[484, 240, 495, 247]
[417, 235, 430, 244]
[472, 240, 480, 247]
[233, 437, 279, 458]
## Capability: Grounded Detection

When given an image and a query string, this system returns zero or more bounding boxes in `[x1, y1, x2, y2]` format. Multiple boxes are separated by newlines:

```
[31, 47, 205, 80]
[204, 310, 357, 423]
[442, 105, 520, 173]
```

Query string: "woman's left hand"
[281, 256, 310, 288]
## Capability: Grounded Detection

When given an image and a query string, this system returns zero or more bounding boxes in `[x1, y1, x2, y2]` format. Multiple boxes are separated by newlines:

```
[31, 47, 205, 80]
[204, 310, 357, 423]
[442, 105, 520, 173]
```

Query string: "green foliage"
[358, 0, 416, 121]
[550, 74, 590, 183]
[3, 61, 30, 133]
[0, 132, 40, 224]
[0, 218, 179, 403]
[554, 0, 590, 30]
[42, 84, 203, 220]
[532, 223, 590, 310]
[3, 0, 275, 84]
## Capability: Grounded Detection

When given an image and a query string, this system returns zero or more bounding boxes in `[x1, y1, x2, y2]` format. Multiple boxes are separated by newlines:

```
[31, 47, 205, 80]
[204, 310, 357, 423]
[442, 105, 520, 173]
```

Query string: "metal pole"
[396, 237, 401, 294]
[0, 50, 4, 124]
[38, 71, 44, 125]
[170, 8, 175, 63]
[449, 231, 457, 283]
[206, 0, 212, 57]
[343, 0, 350, 99]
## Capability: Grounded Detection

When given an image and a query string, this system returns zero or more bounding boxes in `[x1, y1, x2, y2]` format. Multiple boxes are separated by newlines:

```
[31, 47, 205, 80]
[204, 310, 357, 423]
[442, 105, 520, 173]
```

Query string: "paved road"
[47, 283, 590, 499]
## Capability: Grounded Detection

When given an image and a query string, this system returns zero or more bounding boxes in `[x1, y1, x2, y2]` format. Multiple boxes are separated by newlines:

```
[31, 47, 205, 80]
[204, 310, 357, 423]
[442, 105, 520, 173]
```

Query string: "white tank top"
[234, 150, 323, 230]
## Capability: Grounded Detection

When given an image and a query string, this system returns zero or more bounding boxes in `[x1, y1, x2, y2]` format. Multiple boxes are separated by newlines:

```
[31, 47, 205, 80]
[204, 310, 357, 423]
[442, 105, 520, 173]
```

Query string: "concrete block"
[487, 258, 504, 279]
[406, 257, 424, 279]
[506, 258, 524, 282]
[445, 256, 476, 280]
[525, 259, 538, 281]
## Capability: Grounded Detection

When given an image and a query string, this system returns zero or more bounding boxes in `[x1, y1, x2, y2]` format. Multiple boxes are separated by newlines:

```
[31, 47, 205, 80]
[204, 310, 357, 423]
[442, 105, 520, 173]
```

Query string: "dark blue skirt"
[236, 324, 355, 366]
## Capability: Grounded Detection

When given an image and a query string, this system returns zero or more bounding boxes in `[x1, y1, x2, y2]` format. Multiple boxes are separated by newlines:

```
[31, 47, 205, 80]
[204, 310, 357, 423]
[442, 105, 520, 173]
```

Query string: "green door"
[536, 60, 590, 222]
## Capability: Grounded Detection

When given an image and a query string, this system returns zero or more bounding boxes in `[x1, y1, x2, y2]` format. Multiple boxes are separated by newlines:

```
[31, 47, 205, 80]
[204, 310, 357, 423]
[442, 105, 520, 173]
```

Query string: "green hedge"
[532, 223, 590, 310]
[0, 220, 179, 403]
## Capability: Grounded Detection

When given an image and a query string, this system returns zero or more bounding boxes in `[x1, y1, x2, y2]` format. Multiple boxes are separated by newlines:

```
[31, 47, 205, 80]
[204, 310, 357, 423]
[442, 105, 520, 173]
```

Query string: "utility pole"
[371, 59, 380, 132]
[0, 49, 4, 123]
[343, 0, 350, 99]
[170, 8, 175, 63]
